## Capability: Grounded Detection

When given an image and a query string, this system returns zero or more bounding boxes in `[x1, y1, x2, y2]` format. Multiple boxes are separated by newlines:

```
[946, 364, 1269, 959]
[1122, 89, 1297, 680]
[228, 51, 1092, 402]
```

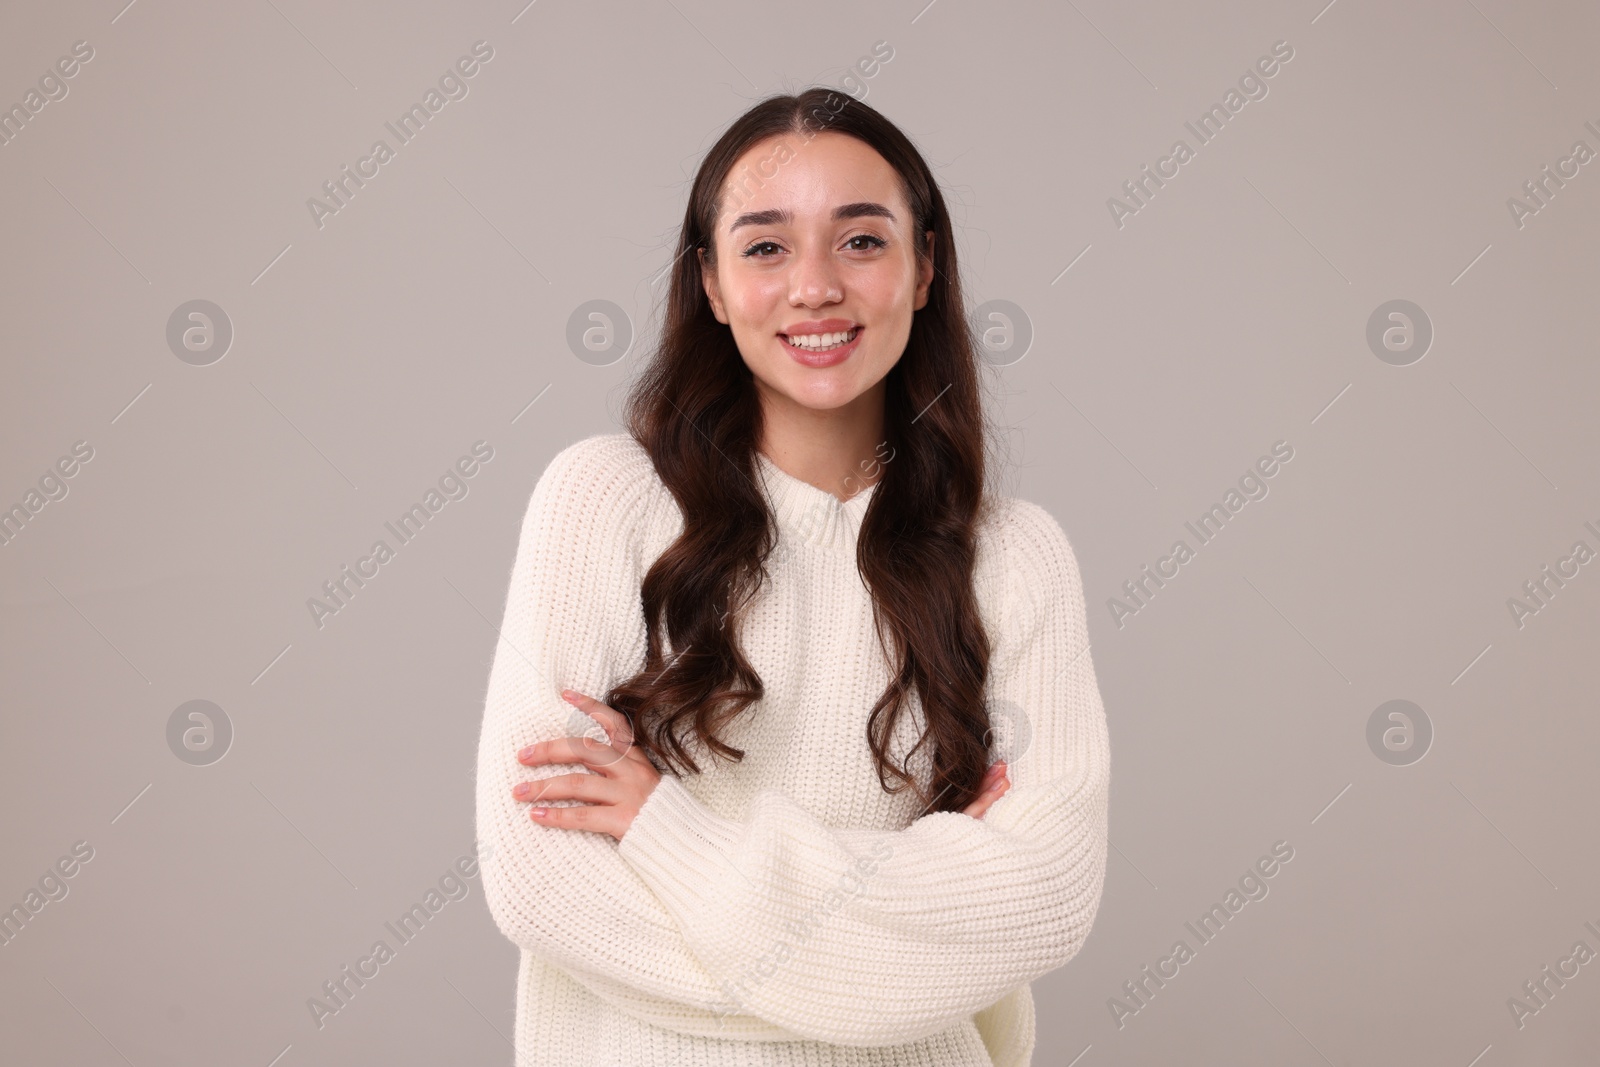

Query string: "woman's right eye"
[741, 241, 783, 259]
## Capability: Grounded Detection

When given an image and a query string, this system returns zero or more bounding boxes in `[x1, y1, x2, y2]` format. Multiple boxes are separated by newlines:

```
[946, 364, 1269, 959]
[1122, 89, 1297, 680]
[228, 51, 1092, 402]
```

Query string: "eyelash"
[740, 234, 888, 259]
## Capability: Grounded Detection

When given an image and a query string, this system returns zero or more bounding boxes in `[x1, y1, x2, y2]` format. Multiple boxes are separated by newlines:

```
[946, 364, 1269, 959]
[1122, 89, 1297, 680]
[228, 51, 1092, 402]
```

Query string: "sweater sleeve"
[615, 497, 1112, 1047]
[473, 436, 804, 1041]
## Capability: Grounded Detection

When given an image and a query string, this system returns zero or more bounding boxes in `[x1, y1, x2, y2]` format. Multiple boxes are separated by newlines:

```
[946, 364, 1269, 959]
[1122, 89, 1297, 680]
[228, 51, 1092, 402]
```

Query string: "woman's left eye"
[846, 234, 887, 251]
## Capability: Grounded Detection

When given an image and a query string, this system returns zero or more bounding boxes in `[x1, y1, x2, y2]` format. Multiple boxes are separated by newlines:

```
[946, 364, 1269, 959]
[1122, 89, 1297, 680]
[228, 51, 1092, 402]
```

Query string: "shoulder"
[976, 494, 1089, 648]
[528, 433, 663, 514]
[519, 432, 675, 552]
[535, 432, 656, 500]
[989, 496, 1082, 585]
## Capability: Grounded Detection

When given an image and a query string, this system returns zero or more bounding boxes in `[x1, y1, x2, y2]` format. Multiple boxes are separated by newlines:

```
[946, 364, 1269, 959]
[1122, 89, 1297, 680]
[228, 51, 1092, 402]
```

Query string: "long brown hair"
[606, 88, 1004, 816]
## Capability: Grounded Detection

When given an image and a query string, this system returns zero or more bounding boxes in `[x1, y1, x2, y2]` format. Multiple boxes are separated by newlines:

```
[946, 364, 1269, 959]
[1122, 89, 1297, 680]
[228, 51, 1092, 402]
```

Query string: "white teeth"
[785, 328, 858, 350]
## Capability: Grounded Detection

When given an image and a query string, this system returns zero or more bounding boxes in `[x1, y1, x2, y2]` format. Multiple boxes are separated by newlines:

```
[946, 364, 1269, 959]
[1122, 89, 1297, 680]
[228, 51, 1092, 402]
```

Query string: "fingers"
[525, 797, 621, 838]
[511, 770, 626, 836]
[519, 734, 629, 773]
[962, 762, 1011, 819]
[561, 689, 637, 756]
[511, 771, 613, 807]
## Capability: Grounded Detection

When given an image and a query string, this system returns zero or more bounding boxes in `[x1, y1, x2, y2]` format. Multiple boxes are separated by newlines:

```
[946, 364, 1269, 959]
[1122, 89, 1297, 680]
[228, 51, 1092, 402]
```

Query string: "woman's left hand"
[511, 689, 661, 842]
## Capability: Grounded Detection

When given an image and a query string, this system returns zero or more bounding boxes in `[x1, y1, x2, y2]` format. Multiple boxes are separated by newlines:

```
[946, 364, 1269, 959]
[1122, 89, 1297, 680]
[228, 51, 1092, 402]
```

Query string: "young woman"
[474, 88, 1110, 1066]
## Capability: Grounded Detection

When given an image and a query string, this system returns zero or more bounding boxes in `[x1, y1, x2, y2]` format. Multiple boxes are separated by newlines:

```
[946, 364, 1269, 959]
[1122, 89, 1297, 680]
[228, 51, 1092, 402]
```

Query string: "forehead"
[715, 131, 907, 228]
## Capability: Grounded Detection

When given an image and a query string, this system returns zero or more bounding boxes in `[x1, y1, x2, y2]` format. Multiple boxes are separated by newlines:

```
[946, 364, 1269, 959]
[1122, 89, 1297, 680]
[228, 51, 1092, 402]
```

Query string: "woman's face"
[699, 131, 935, 418]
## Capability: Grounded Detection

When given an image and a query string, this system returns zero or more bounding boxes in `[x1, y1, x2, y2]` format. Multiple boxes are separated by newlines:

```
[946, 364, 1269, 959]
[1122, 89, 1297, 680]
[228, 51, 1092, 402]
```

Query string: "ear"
[698, 246, 728, 324]
[913, 229, 936, 311]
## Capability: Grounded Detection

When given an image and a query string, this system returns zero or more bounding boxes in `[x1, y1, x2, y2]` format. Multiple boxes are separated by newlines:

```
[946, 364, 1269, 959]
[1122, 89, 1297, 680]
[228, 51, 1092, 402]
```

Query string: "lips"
[781, 327, 859, 350]
[779, 327, 863, 367]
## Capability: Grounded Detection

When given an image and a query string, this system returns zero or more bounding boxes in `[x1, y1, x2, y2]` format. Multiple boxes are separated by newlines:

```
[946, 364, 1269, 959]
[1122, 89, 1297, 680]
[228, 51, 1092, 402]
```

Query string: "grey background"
[2, 0, 1597, 1063]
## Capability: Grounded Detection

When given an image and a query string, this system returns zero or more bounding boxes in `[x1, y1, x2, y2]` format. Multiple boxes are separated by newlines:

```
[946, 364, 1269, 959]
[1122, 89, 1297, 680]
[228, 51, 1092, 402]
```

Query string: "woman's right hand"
[962, 761, 1010, 819]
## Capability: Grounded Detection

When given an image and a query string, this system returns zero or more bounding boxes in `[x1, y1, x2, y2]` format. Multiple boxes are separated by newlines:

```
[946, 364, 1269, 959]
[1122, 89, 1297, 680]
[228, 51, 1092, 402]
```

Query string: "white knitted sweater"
[474, 433, 1110, 1066]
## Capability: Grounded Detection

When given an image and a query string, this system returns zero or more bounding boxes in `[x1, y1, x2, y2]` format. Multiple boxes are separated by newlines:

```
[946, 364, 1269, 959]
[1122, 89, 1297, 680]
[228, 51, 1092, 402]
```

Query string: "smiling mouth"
[780, 327, 860, 353]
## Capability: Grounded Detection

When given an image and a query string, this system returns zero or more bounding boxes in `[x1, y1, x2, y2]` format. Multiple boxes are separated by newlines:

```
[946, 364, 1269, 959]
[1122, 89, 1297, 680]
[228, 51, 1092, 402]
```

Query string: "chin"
[774, 378, 862, 411]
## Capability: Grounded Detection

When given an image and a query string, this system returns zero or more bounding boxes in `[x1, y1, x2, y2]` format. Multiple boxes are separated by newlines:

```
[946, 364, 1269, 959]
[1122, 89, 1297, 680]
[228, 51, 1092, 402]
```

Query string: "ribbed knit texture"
[473, 433, 1110, 1066]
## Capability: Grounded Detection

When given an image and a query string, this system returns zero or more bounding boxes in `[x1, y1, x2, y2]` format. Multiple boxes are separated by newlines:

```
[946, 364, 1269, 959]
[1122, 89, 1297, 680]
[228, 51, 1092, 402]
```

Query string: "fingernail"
[530, 808, 547, 818]
[518, 746, 534, 760]
[513, 783, 529, 798]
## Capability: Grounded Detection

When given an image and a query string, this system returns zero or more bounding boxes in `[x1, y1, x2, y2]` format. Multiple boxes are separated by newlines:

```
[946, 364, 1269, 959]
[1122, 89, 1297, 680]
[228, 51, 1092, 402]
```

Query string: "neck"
[757, 385, 888, 503]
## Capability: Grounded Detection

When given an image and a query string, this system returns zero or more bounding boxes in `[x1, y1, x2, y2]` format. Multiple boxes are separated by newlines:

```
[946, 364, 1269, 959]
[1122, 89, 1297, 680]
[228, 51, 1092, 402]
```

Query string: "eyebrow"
[727, 202, 897, 232]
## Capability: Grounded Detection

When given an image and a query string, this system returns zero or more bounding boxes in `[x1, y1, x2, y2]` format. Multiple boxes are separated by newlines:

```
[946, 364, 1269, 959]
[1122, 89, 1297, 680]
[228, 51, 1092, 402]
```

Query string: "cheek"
[862, 253, 920, 304]
[857, 276, 915, 328]
[728, 277, 786, 323]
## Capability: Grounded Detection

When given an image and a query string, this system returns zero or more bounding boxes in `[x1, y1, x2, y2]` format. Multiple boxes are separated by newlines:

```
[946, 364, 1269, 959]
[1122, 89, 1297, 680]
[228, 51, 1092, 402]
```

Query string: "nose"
[787, 244, 843, 307]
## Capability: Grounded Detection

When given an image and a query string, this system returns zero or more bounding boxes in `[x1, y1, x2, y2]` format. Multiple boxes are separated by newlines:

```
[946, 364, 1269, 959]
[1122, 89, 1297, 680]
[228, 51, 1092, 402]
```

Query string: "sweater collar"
[754, 450, 878, 552]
